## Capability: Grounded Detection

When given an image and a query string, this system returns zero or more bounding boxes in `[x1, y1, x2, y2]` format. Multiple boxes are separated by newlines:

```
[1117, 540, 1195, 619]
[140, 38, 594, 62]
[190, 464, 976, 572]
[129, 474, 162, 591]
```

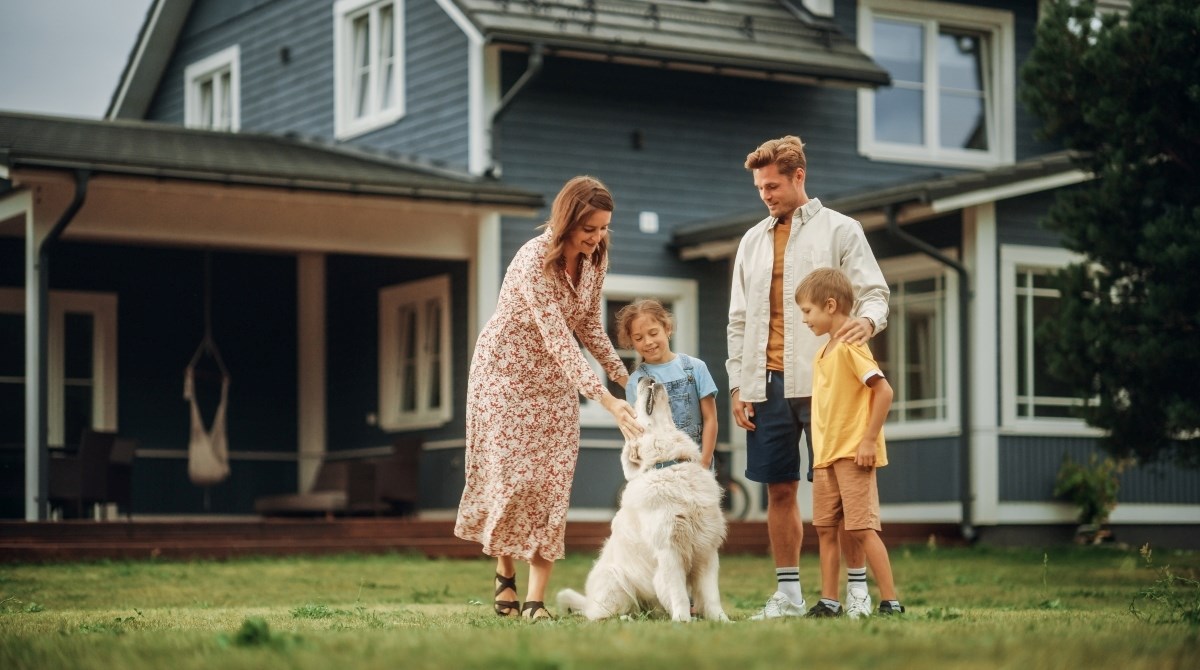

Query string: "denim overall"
[656, 354, 702, 447]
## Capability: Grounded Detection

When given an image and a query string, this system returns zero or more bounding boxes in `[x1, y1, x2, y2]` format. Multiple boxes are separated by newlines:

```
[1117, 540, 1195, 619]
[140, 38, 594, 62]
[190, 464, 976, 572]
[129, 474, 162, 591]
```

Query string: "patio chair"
[48, 429, 119, 519]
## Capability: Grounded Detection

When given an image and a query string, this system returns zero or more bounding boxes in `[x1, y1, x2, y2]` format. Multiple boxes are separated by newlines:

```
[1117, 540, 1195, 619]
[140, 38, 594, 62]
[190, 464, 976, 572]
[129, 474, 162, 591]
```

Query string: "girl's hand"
[601, 392, 642, 440]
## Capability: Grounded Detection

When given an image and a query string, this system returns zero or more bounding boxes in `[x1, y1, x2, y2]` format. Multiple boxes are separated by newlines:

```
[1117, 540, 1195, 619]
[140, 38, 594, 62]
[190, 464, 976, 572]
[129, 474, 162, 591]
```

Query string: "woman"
[454, 175, 641, 621]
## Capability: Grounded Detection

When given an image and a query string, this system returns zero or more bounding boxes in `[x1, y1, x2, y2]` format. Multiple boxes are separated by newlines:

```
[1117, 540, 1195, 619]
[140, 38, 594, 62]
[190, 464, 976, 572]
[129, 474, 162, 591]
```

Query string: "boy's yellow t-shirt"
[811, 340, 888, 469]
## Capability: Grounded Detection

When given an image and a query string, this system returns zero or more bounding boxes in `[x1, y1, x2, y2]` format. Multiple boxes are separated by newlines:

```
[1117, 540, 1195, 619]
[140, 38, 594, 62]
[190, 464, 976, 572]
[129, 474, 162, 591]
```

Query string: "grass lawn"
[2, 542, 1198, 669]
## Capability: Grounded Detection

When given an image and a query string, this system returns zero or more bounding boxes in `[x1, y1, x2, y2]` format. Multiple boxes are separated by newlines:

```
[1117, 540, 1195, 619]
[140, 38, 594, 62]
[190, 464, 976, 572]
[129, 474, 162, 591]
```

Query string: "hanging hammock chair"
[184, 337, 230, 486]
[184, 252, 231, 487]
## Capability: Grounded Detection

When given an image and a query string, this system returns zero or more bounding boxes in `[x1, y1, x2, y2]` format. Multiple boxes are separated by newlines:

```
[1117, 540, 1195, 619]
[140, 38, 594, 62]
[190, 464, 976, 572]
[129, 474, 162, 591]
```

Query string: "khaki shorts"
[811, 458, 881, 532]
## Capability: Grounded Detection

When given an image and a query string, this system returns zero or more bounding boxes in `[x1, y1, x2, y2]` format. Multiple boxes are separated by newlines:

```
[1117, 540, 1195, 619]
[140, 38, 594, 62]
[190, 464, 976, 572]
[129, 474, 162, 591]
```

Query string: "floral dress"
[454, 230, 626, 561]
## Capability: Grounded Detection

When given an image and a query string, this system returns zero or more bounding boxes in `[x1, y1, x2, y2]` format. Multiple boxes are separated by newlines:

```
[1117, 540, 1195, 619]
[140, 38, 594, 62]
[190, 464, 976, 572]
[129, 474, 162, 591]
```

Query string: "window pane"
[904, 302, 939, 421]
[218, 71, 232, 130]
[63, 383, 92, 447]
[0, 313, 23, 377]
[379, 4, 395, 110]
[874, 19, 924, 83]
[603, 299, 633, 397]
[199, 79, 214, 128]
[425, 298, 442, 409]
[1016, 291, 1030, 401]
[938, 30, 984, 92]
[352, 15, 371, 118]
[939, 92, 987, 150]
[1032, 294, 1073, 400]
[64, 313, 93, 380]
[875, 87, 924, 145]
[399, 305, 416, 412]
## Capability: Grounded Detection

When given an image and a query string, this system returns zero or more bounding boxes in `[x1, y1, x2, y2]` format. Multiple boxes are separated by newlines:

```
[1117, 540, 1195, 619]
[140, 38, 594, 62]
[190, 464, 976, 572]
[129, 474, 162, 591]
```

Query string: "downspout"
[884, 204, 976, 542]
[487, 42, 544, 177]
[26, 169, 90, 520]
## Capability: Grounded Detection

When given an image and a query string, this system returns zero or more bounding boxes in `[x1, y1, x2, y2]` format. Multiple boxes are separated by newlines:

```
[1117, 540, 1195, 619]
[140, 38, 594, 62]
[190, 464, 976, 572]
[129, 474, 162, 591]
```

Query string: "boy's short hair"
[795, 268, 854, 316]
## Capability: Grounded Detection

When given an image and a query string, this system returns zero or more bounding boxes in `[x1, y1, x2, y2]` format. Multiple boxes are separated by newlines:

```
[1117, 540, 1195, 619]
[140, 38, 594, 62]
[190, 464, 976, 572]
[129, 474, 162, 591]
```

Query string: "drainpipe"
[884, 203, 976, 542]
[26, 169, 90, 520]
[487, 42, 544, 177]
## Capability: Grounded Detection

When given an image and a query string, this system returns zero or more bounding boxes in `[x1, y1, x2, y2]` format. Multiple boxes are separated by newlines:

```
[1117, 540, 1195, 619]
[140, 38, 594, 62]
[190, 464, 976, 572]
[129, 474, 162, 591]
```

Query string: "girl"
[617, 299, 718, 471]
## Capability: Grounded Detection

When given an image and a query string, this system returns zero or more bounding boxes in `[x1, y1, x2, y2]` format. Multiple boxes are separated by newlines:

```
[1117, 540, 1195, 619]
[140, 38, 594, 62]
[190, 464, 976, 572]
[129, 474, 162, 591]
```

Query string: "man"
[727, 135, 889, 619]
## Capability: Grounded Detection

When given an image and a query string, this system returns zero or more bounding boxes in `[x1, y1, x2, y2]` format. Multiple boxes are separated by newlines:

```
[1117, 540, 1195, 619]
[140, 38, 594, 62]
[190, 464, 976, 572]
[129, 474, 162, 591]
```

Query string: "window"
[184, 45, 240, 131]
[1000, 245, 1095, 432]
[875, 254, 959, 437]
[0, 289, 118, 448]
[579, 275, 698, 428]
[858, 0, 1014, 168]
[379, 275, 451, 430]
[334, 0, 405, 139]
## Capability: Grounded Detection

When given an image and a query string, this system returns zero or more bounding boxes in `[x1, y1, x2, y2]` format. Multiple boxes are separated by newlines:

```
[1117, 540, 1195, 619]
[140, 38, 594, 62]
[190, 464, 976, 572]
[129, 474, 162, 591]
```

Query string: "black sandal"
[521, 600, 553, 622]
[494, 573, 519, 617]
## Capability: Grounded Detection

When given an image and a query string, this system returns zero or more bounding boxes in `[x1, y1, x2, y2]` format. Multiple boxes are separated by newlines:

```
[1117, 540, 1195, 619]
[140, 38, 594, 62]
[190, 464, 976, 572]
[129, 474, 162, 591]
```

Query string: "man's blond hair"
[744, 135, 807, 174]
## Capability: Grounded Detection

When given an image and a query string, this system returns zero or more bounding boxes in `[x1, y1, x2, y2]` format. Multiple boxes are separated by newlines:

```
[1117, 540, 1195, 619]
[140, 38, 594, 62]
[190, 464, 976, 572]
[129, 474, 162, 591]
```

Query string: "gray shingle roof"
[450, 0, 889, 87]
[0, 111, 543, 208]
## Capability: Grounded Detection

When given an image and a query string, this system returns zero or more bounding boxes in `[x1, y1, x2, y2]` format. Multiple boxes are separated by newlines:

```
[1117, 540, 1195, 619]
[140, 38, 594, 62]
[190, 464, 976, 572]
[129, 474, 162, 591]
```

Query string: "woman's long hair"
[539, 176, 613, 278]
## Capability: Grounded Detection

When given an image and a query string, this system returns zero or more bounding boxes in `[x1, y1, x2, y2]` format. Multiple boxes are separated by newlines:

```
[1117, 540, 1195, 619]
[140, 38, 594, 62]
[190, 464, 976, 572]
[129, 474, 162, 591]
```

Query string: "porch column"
[19, 192, 48, 520]
[470, 212, 501, 348]
[964, 203, 1000, 525]
[297, 253, 326, 492]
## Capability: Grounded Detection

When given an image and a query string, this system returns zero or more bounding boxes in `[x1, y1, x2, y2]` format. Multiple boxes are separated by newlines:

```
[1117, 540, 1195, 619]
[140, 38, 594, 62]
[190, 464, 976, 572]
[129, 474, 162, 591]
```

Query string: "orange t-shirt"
[766, 218, 789, 371]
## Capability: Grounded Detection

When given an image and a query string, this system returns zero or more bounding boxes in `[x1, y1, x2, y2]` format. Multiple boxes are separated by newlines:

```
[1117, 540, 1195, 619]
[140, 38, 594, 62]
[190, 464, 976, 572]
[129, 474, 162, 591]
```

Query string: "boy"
[795, 268, 904, 618]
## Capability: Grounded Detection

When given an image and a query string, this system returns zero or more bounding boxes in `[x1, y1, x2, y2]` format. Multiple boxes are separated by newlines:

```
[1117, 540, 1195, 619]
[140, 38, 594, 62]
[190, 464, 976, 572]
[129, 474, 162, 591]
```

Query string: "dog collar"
[653, 459, 681, 470]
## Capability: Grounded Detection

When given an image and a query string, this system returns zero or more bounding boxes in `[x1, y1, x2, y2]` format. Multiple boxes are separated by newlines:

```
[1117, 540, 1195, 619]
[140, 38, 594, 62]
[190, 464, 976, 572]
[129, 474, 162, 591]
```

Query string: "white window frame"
[1000, 245, 1101, 435]
[877, 252, 960, 439]
[579, 275, 698, 428]
[857, 0, 1014, 169]
[184, 45, 241, 131]
[0, 289, 118, 447]
[334, 0, 406, 140]
[378, 274, 452, 430]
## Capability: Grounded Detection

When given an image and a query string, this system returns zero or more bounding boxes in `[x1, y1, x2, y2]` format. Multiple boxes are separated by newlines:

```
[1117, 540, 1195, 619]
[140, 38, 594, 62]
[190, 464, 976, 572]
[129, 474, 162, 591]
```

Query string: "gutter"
[27, 169, 89, 520]
[884, 203, 976, 542]
[487, 42, 545, 177]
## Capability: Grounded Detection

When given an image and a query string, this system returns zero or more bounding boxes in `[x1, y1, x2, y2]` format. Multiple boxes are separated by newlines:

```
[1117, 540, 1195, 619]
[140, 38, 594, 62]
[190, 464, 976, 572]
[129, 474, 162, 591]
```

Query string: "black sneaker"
[877, 601, 906, 616]
[805, 600, 842, 618]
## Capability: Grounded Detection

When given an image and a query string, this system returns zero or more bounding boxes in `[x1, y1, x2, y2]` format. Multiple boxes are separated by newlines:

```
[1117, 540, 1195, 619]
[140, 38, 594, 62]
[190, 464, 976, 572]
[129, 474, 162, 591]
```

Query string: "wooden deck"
[0, 518, 965, 562]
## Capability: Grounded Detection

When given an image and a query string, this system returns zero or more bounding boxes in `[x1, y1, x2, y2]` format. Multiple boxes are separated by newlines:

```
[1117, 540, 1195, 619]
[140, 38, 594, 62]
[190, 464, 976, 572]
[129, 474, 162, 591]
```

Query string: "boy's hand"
[855, 439, 878, 468]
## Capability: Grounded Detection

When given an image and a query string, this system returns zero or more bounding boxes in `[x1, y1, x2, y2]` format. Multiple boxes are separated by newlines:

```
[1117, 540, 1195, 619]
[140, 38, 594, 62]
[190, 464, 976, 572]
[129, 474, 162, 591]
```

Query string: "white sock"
[776, 567, 803, 605]
[847, 566, 868, 597]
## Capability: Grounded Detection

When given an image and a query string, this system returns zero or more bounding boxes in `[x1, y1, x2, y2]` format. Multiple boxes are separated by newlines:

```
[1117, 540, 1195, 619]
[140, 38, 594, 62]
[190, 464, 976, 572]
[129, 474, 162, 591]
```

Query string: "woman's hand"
[601, 391, 642, 441]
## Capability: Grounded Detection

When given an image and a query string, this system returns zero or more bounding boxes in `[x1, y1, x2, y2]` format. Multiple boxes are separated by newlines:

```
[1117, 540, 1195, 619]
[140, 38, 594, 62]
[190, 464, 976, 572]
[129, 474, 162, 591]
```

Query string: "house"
[3, 0, 1196, 547]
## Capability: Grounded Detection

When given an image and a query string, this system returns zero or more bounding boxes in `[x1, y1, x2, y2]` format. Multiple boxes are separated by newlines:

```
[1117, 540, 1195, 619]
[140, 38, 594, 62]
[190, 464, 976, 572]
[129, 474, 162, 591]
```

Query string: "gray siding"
[877, 437, 961, 503]
[1000, 436, 1200, 504]
[145, 0, 471, 169]
[997, 189, 1072, 247]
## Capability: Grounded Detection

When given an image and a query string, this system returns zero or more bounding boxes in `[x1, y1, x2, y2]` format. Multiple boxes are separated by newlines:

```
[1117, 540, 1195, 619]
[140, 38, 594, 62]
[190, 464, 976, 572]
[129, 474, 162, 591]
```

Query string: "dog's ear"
[620, 437, 641, 481]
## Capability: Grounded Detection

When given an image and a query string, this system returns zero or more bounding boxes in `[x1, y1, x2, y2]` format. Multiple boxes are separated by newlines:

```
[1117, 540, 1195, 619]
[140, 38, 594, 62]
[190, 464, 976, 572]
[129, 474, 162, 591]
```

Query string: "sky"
[0, 0, 156, 118]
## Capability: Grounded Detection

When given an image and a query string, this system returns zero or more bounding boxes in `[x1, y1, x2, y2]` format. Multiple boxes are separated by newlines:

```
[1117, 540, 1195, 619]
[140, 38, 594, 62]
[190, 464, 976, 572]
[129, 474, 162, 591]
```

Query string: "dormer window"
[184, 46, 240, 131]
[857, 0, 1014, 168]
[334, 0, 405, 139]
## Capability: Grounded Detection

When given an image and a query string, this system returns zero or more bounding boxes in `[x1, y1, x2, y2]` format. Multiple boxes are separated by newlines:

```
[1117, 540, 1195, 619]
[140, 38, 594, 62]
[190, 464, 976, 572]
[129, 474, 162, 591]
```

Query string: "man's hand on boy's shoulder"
[835, 316, 874, 345]
[855, 439, 878, 468]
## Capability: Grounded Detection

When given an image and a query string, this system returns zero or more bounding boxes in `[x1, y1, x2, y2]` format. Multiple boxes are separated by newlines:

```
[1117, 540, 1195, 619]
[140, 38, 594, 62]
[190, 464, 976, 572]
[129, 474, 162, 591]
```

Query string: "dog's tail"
[556, 588, 590, 615]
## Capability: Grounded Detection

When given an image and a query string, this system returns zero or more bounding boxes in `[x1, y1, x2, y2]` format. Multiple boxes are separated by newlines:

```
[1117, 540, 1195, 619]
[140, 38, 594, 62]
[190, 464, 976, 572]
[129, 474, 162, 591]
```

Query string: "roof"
[672, 151, 1090, 254]
[0, 112, 543, 208]
[450, 0, 889, 87]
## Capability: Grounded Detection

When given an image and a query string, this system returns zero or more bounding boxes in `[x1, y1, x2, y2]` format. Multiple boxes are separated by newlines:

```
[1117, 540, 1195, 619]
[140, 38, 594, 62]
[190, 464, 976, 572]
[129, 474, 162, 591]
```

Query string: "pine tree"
[1020, 0, 1200, 465]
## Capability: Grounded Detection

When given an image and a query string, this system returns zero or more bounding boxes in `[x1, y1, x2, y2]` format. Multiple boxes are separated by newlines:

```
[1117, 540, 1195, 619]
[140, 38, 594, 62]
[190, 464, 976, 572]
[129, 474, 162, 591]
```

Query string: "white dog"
[557, 376, 728, 622]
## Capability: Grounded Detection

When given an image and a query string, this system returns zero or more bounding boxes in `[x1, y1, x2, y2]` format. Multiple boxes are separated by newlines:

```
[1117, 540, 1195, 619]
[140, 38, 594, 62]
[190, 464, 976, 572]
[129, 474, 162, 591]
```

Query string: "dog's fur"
[557, 376, 728, 622]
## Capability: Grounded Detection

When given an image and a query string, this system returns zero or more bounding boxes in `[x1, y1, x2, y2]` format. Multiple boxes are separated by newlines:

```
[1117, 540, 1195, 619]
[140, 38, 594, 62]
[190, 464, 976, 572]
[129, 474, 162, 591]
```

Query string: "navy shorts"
[744, 370, 814, 484]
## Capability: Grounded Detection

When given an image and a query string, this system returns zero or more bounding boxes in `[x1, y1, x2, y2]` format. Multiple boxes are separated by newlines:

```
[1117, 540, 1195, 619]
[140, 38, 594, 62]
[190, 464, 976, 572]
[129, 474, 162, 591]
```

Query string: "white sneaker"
[845, 589, 872, 620]
[749, 591, 806, 620]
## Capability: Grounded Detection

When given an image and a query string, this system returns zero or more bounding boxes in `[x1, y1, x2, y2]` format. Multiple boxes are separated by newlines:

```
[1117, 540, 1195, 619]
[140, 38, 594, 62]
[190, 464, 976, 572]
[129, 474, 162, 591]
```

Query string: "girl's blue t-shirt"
[624, 353, 718, 445]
